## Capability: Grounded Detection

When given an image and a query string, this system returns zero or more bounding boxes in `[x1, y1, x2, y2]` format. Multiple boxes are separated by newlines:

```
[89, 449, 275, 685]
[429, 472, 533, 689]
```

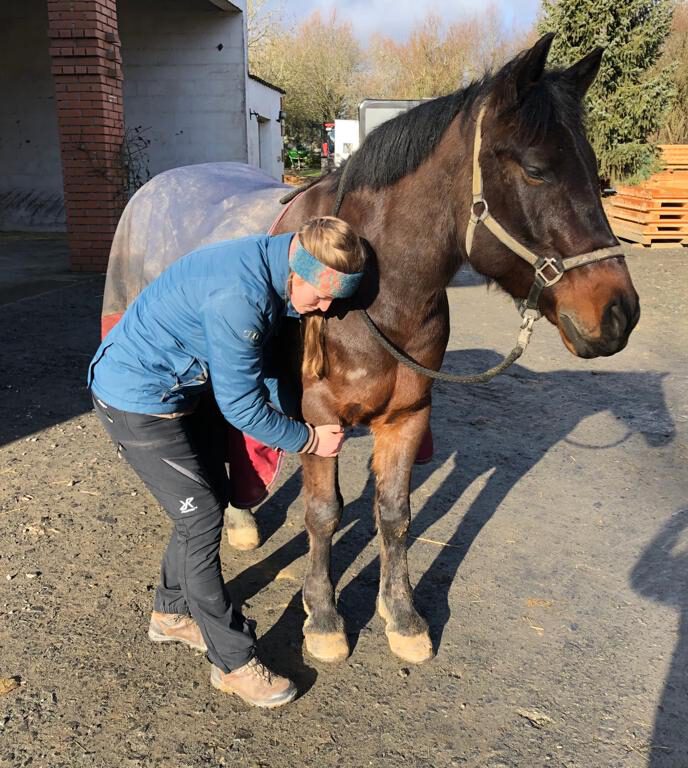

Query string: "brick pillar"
[48, 0, 125, 272]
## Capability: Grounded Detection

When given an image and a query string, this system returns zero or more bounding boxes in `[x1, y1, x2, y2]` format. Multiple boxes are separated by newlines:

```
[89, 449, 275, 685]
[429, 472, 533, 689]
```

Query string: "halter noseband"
[465, 105, 625, 337]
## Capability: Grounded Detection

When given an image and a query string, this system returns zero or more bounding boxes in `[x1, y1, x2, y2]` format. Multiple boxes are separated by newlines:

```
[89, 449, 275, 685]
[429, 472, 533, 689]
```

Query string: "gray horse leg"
[301, 454, 349, 662]
[372, 408, 434, 663]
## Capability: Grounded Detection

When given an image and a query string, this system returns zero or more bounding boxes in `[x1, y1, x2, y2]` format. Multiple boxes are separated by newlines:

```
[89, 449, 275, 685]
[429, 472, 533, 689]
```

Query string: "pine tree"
[539, 0, 676, 182]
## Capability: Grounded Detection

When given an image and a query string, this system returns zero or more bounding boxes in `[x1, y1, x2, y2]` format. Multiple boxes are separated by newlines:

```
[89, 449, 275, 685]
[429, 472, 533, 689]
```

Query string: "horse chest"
[336, 363, 429, 427]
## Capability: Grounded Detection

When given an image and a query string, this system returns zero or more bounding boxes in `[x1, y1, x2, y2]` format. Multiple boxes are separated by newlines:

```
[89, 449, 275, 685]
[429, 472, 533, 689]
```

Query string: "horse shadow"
[631, 508, 688, 767]
[337, 351, 673, 648]
[229, 350, 674, 692]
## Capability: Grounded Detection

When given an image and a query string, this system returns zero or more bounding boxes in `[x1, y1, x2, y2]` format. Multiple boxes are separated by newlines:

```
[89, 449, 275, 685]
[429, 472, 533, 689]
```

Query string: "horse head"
[466, 34, 640, 358]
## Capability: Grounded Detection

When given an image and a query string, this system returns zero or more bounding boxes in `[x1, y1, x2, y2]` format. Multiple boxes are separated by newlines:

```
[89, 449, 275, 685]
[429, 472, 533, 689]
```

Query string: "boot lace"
[248, 657, 274, 684]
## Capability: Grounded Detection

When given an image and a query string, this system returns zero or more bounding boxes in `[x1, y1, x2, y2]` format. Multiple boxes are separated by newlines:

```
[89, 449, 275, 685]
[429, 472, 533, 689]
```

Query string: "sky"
[277, 0, 542, 44]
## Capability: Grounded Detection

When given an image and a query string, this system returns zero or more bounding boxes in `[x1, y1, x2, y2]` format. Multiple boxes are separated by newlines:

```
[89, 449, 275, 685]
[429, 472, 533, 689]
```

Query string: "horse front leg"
[372, 407, 434, 663]
[300, 453, 349, 662]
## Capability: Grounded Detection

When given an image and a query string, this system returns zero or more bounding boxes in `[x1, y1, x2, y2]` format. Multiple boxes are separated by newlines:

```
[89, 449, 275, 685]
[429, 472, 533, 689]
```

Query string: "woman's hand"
[312, 424, 345, 457]
[299, 423, 345, 457]
[308, 424, 344, 459]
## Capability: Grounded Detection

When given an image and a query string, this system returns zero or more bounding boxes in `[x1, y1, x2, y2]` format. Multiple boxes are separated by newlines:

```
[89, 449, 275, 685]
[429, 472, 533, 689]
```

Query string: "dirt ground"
[1, 243, 686, 768]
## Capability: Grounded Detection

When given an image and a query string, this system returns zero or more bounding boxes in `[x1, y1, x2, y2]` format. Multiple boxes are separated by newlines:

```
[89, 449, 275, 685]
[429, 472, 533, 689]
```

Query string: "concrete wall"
[117, 0, 248, 177]
[247, 78, 284, 180]
[0, 1, 65, 231]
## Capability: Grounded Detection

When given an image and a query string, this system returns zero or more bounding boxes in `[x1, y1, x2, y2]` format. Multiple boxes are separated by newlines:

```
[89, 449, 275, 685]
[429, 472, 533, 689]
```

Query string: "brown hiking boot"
[148, 611, 207, 651]
[210, 657, 297, 708]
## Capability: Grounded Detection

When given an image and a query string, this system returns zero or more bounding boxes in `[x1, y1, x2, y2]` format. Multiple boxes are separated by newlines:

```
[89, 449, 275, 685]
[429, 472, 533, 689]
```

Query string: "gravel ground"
[0, 245, 686, 768]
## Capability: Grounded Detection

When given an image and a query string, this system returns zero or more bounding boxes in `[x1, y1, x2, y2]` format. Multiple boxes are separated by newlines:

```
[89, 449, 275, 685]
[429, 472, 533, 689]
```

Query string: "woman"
[88, 216, 366, 708]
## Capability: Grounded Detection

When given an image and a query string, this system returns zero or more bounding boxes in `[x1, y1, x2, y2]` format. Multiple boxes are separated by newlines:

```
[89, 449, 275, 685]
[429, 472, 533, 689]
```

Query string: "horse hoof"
[385, 629, 434, 664]
[377, 597, 434, 663]
[226, 525, 259, 550]
[225, 507, 260, 551]
[304, 631, 350, 663]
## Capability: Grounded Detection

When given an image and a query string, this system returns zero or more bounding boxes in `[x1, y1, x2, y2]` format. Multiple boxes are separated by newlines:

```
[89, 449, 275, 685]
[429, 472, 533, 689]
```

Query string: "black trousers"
[92, 394, 255, 673]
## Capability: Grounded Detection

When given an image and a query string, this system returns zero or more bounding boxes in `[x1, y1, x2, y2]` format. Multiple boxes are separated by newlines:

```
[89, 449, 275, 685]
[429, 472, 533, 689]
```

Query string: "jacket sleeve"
[200, 293, 309, 453]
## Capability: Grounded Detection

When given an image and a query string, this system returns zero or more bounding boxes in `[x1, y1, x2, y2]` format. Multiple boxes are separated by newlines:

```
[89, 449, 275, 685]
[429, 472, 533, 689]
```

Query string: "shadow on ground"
[4, 269, 683, 756]
[632, 507, 688, 767]
[0, 274, 103, 446]
[229, 349, 676, 717]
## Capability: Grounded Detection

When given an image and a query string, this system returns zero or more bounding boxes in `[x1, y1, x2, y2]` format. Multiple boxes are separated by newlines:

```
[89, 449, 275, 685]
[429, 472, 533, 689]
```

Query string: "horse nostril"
[606, 300, 628, 337]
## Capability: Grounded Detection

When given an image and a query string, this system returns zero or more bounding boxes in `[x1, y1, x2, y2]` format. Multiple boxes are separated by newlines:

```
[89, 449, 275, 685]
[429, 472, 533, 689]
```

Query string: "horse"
[265, 33, 639, 664]
[102, 34, 639, 666]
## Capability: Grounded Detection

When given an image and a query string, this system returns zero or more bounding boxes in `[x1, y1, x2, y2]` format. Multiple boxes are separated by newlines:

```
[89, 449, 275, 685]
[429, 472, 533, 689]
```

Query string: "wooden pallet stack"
[605, 145, 688, 248]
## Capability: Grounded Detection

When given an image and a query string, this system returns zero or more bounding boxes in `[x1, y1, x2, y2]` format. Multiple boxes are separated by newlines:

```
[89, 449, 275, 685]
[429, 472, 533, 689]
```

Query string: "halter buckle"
[534, 256, 564, 287]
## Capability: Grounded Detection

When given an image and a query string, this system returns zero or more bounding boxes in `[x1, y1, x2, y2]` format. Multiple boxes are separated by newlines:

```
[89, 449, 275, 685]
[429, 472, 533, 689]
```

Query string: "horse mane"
[284, 49, 585, 205]
[278, 81, 485, 206]
[500, 72, 586, 149]
[336, 81, 486, 195]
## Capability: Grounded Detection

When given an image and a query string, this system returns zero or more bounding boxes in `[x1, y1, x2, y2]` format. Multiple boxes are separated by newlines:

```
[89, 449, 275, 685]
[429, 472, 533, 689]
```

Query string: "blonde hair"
[298, 216, 366, 380]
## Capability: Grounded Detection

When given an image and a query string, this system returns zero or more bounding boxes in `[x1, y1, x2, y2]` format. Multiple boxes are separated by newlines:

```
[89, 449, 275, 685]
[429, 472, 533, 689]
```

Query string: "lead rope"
[361, 309, 535, 384]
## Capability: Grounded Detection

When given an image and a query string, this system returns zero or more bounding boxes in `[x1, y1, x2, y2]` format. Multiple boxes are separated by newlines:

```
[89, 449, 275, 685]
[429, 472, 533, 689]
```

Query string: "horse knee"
[376, 492, 410, 537]
[305, 496, 342, 537]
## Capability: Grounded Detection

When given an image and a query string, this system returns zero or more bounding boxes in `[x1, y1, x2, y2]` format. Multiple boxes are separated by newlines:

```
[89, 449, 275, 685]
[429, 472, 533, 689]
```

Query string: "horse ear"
[513, 33, 555, 98]
[562, 47, 604, 98]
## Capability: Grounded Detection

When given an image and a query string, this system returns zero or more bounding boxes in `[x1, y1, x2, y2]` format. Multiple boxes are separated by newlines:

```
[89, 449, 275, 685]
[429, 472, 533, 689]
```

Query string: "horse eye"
[524, 165, 545, 180]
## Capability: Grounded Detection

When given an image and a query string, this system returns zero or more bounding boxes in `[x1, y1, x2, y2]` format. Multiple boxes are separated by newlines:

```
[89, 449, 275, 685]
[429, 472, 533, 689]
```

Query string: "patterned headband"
[289, 242, 364, 299]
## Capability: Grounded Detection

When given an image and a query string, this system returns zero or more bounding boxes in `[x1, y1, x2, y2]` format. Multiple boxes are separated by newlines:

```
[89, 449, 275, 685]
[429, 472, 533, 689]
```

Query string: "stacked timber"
[605, 144, 688, 247]
[659, 144, 688, 170]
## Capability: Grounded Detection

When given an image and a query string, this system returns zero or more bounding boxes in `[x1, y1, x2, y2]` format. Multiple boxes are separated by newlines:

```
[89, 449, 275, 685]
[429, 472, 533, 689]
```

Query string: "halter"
[465, 105, 625, 347]
[332, 104, 626, 385]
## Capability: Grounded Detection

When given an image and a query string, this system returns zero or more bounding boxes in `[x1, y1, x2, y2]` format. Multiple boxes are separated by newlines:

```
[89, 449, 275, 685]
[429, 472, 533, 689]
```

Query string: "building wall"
[117, 0, 248, 177]
[0, 1, 65, 231]
[246, 78, 284, 180]
[0, 0, 250, 239]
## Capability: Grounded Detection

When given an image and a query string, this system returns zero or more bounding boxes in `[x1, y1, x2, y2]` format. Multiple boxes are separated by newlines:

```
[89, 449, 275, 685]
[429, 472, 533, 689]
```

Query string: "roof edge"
[207, 0, 243, 13]
[248, 72, 286, 95]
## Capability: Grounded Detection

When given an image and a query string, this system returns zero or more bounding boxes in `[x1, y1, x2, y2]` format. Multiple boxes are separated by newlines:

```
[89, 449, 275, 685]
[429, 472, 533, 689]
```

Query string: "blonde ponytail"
[297, 216, 366, 380]
[303, 314, 328, 379]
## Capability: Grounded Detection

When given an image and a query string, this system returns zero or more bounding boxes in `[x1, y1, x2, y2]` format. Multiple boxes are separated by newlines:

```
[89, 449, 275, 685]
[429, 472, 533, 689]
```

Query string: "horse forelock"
[493, 72, 587, 150]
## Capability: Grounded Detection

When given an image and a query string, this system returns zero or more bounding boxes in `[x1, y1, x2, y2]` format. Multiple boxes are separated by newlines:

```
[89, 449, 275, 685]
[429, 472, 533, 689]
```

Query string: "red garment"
[226, 425, 284, 508]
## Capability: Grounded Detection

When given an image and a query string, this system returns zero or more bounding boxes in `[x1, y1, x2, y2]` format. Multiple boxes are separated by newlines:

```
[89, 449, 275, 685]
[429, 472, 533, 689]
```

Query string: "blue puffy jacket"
[88, 232, 309, 453]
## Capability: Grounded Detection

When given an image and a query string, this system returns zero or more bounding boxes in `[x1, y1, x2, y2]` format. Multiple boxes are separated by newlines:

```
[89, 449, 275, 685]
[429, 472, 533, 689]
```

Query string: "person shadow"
[631, 508, 688, 767]
[228, 350, 674, 694]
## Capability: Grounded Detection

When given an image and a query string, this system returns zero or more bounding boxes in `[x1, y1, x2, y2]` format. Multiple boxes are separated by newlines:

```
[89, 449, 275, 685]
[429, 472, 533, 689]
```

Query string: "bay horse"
[268, 33, 640, 664]
[101, 34, 640, 666]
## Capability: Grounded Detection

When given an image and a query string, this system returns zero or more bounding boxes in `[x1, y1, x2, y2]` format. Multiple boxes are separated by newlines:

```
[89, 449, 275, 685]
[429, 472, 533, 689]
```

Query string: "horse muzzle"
[558, 293, 640, 358]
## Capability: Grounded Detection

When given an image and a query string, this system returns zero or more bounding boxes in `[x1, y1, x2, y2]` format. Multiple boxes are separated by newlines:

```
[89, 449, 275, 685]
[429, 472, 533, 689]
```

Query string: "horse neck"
[343, 117, 471, 313]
